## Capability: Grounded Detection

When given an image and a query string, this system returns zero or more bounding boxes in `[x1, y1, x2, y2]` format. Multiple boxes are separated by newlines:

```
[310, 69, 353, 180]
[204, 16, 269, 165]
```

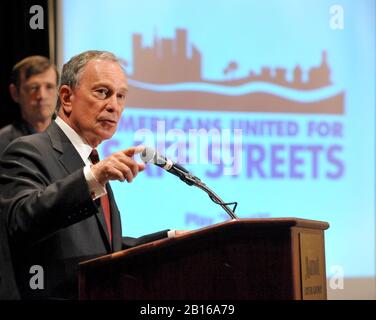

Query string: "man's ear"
[59, 85, 74, 114]
[9, 84, 19, 103]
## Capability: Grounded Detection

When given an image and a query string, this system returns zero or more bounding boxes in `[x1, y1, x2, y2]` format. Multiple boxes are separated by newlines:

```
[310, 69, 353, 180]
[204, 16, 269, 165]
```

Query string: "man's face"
[14, 67, 57, 123]
[67, 60, 128, 147]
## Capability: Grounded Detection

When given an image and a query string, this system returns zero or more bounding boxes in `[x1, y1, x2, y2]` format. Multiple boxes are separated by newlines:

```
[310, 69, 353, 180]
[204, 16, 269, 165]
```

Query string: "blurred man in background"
[0, 56, 58, 154]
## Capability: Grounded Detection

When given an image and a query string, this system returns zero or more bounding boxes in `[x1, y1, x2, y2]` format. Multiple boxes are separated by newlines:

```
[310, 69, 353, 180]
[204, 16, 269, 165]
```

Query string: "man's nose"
[106, 94, 122, 112]
[36, 85, 48, 100]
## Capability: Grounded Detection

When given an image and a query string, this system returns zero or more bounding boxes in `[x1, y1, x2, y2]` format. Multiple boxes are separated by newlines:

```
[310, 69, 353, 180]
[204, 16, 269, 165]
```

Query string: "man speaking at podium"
[0, 51, 172, 299]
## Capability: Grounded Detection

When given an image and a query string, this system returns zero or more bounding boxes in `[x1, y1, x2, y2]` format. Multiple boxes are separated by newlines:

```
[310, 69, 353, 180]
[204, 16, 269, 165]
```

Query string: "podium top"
[80, 217, 329, 269]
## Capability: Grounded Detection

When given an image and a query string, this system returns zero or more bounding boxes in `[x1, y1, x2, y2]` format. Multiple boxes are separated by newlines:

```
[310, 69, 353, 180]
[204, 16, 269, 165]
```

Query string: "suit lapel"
[107, 184, 122, 251]
[94, 184, 121, 252]
[46, 122, 113, 251]
[94, 196, 112, 251]
[47, 122, 85, 174]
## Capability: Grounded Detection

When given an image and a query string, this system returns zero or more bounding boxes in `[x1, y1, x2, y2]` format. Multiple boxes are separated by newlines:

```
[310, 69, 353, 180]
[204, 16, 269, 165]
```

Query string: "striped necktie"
[89, 149, 112, 245]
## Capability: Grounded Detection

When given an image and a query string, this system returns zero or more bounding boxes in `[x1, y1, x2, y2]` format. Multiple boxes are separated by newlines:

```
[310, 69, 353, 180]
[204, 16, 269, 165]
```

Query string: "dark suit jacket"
[0, 210, 20, 300]
[0, 119, 35, 156]
[0, 121, 167, 299]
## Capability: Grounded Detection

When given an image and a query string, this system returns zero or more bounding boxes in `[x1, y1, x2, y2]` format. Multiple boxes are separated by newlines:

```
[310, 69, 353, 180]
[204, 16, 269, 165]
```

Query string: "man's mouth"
[99, 119, 117, 126]
[36, 103, 51, 108]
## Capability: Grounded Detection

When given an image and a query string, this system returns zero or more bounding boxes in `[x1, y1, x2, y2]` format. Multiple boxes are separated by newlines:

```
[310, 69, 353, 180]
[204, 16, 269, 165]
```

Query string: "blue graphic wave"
[128, 79, 342, 103]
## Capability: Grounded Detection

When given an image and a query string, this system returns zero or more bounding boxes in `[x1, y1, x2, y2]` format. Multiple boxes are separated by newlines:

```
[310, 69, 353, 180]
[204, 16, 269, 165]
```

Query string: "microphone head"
[140, 147, 155, 163]
[141, 147, 169, 167]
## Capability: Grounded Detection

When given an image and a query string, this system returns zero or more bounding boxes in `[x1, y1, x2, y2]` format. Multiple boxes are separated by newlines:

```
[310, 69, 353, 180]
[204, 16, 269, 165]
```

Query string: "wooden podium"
[79, 218, 329, 300]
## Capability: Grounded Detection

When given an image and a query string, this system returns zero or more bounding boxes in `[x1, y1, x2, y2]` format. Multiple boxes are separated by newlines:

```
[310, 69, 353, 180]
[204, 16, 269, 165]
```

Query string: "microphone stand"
[176, 169, 239, 220]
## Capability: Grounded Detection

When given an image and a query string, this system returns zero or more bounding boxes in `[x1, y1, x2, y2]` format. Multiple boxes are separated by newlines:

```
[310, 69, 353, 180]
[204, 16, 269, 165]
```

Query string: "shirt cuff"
[83, 165, 107, 200]
[167, 230, 176, 238]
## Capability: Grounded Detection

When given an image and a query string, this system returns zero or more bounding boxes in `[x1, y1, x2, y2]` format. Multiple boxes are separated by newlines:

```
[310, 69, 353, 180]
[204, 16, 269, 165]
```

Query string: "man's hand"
[170, 230, 192, 238]
[91, 146, 145, 185]
[175, 230, 192, 236]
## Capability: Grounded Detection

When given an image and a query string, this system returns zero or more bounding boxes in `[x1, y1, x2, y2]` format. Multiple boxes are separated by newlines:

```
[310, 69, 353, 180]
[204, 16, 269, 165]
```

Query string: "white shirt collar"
[54, 116, 93, 164]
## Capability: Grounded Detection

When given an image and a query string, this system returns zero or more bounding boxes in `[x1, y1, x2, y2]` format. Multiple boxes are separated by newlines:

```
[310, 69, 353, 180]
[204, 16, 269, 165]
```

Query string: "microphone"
[140, 147, 200, 186]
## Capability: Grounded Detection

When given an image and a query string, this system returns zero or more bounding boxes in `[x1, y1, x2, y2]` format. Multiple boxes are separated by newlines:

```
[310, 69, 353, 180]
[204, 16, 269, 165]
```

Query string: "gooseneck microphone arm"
[142, 148, 239, 220]
[194, 181, 238, 220]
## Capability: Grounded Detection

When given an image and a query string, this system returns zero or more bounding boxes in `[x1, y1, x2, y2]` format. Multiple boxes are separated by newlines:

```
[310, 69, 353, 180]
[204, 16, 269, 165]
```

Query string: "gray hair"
[56, 50, 124, 110]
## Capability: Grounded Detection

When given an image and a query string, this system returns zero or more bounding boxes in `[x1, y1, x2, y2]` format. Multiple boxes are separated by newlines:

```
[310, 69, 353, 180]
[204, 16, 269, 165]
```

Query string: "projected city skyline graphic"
[127, 29, 344, 114]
